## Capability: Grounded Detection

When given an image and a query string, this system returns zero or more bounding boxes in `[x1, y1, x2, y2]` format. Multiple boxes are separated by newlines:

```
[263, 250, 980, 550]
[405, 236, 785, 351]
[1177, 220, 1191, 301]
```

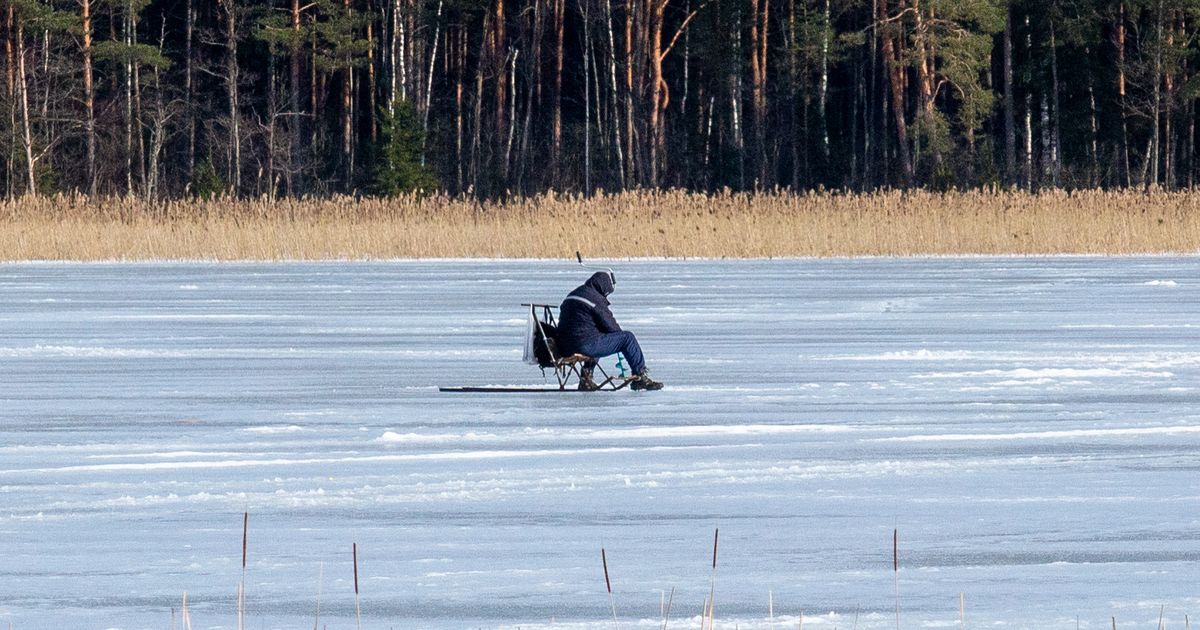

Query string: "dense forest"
[1, 0, 1197, 198]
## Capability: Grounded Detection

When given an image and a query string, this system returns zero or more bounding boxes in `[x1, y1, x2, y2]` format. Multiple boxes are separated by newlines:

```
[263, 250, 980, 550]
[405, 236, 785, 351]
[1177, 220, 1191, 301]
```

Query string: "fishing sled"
[439, 304, 637, 393]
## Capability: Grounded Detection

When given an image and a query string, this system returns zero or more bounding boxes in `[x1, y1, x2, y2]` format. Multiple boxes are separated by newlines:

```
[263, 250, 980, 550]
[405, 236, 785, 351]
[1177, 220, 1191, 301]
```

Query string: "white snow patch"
[243, 425, 305, 434]
[876, 425, 1200, 443]
[914, 367, 1172, 380]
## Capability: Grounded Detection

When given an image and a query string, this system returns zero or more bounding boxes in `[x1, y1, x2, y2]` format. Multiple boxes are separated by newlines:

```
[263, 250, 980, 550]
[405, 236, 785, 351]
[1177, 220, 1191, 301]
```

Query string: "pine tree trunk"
[583, 0, 592, 192]
[225, 0, 241, 195]
[1117, 3, 1131, 187]
[368, 19, 378, 145]
[342, 0, 354, 188]
[648, 0, 667, 186]
[1188, 96, 1195, 189]
[311, 22, 318, 147]
[4, 4, 12, 106]
[494, 0, 507, 164]
[817, 0, 829, 168]
[882, 27, 912, 185]
[82, 0, 96, 196]
[1003, 7, 1015, 186]
[289, 0, 301, 195]
[750, 0, 769, 187]
[624, 0, 635, 185]
[4, 4, 14, 195]
[552, 0, 564, 185]
[789, 0, 801, 188]
[186, 0, 196, 190]
[456, 28, 465, 192]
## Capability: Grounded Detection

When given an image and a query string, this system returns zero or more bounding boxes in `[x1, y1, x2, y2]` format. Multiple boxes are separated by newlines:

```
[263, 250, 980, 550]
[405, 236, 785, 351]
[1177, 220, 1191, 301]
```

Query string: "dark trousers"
[577, 331, 646, 374]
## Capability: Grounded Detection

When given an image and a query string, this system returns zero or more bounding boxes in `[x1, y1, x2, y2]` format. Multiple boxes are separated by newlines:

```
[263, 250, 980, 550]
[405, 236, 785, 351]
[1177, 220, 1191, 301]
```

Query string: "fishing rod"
[576, 251, 617, 286]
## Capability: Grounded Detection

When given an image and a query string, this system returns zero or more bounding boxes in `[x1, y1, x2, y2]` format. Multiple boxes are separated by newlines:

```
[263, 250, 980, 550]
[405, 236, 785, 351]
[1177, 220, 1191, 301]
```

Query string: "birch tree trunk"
[16, 17, 35, 195]
[1150, 0, 1162, 188]
[394, 0, 406, 106]
[134, 23, 146, 197]
[1023, 14, 1032, 189]
[124, 2, 133, 195]
[148, 23, 167, 200]
[1086, 47, 1100, 187]
[1050, 22, 1060, 188]
[602, 0, 626, 189]
[471, 14, 489, 194]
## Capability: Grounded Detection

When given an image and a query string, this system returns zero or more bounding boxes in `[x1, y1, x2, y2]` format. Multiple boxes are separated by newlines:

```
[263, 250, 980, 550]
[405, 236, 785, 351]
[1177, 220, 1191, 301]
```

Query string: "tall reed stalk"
[602, 547, 618, 630]
[660, 586, 674, 630]
[181, 591, 193, 630]
[238, 512, 247, 630]
[893, 529, 900, 630]
[705, 529, 719, 630]
[353, 543, 362, 630]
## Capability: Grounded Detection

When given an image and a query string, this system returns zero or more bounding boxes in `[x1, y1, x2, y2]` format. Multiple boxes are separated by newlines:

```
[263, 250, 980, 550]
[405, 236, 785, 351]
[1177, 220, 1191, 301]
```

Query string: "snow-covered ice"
[1, 258, 1198, 629]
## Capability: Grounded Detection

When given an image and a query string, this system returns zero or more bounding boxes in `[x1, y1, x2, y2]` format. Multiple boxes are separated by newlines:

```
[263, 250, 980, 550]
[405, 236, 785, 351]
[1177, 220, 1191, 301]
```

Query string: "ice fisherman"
[557, 271, 664, 391]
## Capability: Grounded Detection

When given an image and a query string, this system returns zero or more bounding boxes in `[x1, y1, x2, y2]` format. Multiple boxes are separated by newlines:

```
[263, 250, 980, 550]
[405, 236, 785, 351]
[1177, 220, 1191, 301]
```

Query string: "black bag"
[533, 321, 559, 368]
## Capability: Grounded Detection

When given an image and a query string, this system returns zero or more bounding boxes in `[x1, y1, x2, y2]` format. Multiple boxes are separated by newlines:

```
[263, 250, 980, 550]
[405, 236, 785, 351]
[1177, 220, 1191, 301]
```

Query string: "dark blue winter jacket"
[557, 272, 621, 355]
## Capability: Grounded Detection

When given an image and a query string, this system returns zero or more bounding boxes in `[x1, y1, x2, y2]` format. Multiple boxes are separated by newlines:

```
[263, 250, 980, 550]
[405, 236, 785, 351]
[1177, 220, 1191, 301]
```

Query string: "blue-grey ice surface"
[1, 258, 1198, 630]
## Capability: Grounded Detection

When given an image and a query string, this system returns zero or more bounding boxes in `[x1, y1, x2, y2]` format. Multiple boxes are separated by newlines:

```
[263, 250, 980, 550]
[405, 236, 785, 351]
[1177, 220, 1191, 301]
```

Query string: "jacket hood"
[585, 271, 615, 296]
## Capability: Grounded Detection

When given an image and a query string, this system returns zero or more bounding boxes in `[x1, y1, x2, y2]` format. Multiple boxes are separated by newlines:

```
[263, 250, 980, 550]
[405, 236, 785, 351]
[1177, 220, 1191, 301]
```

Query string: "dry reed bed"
[1, 189, 1198, 260]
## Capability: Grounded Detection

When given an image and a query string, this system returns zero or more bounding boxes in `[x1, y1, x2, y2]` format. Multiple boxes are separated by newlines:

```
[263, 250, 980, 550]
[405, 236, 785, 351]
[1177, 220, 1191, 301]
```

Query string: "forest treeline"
[1, 0, 1197, 199]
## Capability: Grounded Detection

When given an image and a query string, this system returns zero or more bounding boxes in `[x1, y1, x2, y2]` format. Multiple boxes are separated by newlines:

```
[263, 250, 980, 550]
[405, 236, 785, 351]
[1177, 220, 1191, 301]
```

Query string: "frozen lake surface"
[1, 258, 1198, 630]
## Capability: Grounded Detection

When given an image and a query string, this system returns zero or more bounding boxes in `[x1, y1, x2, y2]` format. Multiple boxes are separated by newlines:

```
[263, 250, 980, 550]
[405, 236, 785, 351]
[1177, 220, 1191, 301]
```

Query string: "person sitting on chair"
[557, 271, 664, 391]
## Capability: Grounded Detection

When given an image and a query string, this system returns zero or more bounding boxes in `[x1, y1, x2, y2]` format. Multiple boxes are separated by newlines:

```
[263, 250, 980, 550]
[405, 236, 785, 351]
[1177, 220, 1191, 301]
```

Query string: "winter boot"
[630, 369, 664, 391]
[578, 365, 601, 391]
